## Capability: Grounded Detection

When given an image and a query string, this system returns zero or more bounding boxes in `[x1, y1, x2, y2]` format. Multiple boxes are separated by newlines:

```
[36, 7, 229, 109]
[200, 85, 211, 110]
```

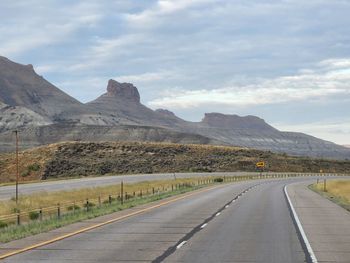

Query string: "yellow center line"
[0, 184, 224, 260]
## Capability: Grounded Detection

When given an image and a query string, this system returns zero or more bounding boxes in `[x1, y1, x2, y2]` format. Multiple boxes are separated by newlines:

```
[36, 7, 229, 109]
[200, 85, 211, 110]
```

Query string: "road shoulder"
[287, 181, 350, 262]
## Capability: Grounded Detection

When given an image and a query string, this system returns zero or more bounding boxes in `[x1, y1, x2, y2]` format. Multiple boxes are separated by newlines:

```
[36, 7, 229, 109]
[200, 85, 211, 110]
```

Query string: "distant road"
[0, 172, 260, 200]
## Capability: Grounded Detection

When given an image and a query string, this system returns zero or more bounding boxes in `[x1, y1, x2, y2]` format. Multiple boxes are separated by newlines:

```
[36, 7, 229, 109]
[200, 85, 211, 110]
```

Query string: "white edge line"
[284, 185, 318, 263]
[201, 223, 208, 229]
[176, 241, 187, 249]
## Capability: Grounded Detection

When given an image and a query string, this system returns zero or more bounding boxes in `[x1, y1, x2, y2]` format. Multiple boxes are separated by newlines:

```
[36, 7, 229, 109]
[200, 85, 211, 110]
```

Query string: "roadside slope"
[1, 141, 350, 183]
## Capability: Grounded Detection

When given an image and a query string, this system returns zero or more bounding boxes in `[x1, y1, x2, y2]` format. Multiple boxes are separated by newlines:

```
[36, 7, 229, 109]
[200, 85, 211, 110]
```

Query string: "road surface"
[1, 178, 313, 262]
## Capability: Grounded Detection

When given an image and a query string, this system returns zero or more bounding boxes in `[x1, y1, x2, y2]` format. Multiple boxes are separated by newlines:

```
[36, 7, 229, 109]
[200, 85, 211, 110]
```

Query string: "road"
[0, 172, 261, 200]
[288, 180, 350, 262]
[2, 178, 311, 262]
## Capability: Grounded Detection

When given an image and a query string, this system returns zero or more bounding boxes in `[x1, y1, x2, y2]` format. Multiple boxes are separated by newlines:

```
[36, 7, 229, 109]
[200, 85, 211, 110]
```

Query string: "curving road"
[1, 178, 317, 263]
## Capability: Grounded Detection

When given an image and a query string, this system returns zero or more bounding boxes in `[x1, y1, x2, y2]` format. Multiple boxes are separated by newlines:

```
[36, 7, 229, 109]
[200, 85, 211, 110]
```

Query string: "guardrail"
[0, 173, 346, 229]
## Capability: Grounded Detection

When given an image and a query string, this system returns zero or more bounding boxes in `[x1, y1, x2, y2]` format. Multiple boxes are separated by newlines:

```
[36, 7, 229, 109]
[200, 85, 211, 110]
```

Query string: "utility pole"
[14, 130, 19, 204]
[121, 181, 124, 205]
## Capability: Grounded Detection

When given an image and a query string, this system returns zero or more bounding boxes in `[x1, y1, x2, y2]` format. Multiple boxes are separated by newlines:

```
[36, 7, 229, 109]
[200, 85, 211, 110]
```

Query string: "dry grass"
[0, 144, 57, 183]
[311, 179, 350, 211]
[0, 177, 210, 216]
[313, 179, 350, 202]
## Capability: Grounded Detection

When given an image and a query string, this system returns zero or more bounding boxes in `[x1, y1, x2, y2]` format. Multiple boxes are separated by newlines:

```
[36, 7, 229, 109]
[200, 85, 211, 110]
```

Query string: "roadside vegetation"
[309, 179, 350, 212]
[0, 178, 208, 216]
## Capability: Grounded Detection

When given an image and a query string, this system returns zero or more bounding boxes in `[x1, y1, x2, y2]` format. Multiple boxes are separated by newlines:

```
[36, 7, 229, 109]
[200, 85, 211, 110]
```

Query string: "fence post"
[323, 179, 327, 192]
[109, 195, 112, 204]
[152, 187, 155, 195]
[98, 195, 101, 207]
[39, 208, 42, 221]
[57, 203, 61, 219]
[86, 199, 89, 212]
[73, 201, 76, 214]
[17, 211, 20, 226]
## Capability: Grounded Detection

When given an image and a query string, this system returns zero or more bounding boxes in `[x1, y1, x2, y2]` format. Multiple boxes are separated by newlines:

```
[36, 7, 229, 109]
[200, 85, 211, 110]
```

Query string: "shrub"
[21, 170, 30, 177]
[103, 197, 115, 204]
[67, 204, 80, 211]
[28, 163, 41, 171]
[12, 207, 20, 213]
[29, 211, 40, 220]
[213, 177, 224, 183]
[83, 202, 96, 208]
[0, 220, 8, 229]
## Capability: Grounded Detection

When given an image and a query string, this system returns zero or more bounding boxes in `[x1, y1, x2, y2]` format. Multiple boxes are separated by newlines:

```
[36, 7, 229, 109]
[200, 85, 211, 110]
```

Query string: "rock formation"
[0, 56, 349, 159]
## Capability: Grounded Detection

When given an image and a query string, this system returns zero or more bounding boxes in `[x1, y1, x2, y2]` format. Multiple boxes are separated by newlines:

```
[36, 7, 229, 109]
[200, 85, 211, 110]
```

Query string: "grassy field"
[310, 179, 350, 212]
[0, 177, 211, 216]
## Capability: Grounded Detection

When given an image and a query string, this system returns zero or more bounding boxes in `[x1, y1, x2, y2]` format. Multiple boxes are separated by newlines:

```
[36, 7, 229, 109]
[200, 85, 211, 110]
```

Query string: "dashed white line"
[201, 223, 208, 229]
[176, 241, 187, 249]
[225, 205, 229, 208]
[215, 212, 221, 216]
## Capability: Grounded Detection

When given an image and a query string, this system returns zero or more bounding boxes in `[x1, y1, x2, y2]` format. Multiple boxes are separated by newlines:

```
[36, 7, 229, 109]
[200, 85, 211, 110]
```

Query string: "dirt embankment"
[1, 141, 350, 183]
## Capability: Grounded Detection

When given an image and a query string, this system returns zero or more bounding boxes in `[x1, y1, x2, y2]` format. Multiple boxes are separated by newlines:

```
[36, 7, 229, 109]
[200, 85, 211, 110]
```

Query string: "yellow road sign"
[256, 161, 265, 167]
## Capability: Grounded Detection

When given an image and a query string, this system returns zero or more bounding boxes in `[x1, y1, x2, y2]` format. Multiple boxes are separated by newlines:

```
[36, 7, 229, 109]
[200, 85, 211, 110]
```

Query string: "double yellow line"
[0, 185, 221, 260]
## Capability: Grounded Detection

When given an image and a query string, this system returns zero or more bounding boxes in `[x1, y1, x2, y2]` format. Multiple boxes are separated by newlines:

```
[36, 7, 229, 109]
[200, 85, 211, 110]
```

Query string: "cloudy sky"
[0, 0, 349, 145]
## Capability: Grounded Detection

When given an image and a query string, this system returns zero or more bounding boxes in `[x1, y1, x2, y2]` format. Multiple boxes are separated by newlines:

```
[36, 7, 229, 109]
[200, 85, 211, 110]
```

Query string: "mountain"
[86, 79, 184, 127]
[0, 56, 349, 159]
[0, 56, 83, 119]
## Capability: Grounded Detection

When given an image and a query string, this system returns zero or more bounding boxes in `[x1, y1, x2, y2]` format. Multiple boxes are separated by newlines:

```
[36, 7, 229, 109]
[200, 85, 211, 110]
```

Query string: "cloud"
[125, 0, 214, 26]
[0, 2, 102, 56]
[148, 59, 350, 109]
[114, 70, 180, 83]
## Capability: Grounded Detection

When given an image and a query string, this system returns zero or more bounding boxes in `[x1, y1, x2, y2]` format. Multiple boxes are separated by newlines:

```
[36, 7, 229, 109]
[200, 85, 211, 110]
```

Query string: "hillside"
[0, 56, 83, 118]
[1, 141, 349, 183]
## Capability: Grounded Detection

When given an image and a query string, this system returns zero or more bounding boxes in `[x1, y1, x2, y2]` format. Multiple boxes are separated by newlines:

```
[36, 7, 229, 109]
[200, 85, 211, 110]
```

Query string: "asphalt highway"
[2, 178, 310, 263]
[0, 172, 259, 200]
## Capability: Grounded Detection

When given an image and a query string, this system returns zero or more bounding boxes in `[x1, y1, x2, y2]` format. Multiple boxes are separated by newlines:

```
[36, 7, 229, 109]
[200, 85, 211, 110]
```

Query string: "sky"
[0, 0, 349, 145]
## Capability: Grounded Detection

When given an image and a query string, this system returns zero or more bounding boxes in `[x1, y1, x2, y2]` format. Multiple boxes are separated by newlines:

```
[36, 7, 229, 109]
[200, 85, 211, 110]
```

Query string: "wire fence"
[0, 173, 344, 228]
